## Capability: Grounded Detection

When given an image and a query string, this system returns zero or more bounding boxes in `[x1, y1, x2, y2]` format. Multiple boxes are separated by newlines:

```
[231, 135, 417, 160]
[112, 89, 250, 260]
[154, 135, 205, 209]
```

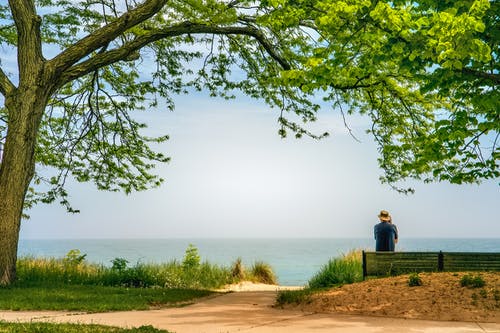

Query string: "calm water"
[18, 238, 500, 286]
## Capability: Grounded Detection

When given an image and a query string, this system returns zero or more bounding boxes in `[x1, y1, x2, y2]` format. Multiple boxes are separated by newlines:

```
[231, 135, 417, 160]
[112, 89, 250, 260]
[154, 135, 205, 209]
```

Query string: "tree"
[270, 0, 499, 186]
[1, 0, 498, 285]
[0, 0, 316, 285]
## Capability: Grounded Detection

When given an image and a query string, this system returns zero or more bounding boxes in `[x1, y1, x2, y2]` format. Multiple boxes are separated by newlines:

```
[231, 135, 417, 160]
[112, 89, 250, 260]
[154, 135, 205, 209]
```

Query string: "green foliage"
[182, 244, 201, 271]
[248, 261, 277, 285]
[307, 250, 363, 289]
[408, 273, 423, 287]
[111, 258, 129, 272]
[15, 254, 233, 290]
[63, 249, 87, 267]
[0, 323, 171, 333]
[460, 273, 486, 288]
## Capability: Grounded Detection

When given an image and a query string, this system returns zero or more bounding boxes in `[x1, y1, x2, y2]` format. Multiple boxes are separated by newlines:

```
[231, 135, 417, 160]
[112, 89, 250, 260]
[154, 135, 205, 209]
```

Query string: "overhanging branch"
[49, 0, 168, 76]
[59, 22, 291, 86]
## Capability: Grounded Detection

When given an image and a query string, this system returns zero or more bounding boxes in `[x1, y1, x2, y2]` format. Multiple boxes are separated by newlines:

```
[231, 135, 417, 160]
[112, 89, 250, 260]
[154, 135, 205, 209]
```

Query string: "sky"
[19, 91, 500, 239]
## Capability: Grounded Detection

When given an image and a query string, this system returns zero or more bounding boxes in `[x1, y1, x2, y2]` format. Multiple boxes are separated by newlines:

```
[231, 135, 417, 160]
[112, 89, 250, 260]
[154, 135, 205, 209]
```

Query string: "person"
[374, 210, 398, 251]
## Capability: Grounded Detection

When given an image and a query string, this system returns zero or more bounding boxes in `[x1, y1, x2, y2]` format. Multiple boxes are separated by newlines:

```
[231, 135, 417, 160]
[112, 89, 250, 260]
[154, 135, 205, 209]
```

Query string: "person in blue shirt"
[374, 210, 398, 251]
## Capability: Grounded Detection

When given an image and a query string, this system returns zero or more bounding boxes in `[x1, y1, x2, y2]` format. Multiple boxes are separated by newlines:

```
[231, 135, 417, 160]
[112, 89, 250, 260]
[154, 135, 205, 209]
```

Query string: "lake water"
[18, 238, 500, 286]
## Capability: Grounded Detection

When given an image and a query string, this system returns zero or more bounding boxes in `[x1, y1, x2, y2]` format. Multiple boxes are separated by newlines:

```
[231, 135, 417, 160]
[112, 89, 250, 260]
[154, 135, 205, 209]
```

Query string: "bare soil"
[295, 272, 500, 323]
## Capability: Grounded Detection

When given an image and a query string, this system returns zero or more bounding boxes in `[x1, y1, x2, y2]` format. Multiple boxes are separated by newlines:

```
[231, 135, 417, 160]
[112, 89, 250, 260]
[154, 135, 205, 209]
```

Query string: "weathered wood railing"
[362, 251, 500, 279]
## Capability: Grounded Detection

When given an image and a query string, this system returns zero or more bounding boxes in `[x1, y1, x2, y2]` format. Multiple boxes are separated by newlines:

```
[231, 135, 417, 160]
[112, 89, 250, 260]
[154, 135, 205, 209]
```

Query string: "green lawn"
[0, 285, 214, 312]
[0, 322, 170, 333]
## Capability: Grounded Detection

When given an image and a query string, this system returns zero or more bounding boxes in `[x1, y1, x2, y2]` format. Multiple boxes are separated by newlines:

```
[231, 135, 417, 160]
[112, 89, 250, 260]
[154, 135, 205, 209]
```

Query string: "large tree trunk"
[0, 90, 47, 285]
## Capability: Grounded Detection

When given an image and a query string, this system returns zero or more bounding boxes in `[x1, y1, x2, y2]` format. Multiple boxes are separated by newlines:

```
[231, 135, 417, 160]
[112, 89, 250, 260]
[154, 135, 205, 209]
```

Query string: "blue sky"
[19, 91, 500, 239]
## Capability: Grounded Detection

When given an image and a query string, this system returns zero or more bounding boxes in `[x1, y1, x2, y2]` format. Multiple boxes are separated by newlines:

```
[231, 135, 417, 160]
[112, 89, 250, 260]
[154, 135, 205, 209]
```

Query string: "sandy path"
[1, 287, 499, 333]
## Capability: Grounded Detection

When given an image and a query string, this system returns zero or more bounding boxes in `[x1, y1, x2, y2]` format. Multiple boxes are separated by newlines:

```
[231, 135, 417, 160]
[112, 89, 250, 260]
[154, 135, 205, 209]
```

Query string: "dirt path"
[1, 289, 499, 333]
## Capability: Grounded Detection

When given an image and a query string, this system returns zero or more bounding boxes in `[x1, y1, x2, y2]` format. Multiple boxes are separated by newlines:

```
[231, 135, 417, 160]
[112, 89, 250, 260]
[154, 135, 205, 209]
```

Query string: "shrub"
[308, 250, 363, 289]
[249, 261, 277, 285]
[408, 273, 422, 287]
[182, 244, 201, 270]
[111, 258, 129, 271]
[460, 274, 486, 288]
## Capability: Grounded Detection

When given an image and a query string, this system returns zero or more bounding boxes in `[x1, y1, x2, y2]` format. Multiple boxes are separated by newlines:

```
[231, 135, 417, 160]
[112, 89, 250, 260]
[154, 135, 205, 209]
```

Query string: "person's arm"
[393, 225, 399, 243]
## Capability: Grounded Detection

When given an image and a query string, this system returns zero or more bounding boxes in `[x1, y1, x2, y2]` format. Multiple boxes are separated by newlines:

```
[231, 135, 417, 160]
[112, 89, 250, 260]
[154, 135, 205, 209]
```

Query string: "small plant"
[479, 289, 488, 298]
[182, 244, 201, 270]
[111, 258, 129, 271]
[408, 273, 422, 287]
[250, 261, 277, 285]
[63, 249, 87, 267]
[276, 289, 312, 306]
[460, 274, 486, 288]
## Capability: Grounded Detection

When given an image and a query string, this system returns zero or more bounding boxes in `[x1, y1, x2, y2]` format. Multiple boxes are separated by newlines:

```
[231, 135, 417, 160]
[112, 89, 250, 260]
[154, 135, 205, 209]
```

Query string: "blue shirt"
[374, 222, 398, 251]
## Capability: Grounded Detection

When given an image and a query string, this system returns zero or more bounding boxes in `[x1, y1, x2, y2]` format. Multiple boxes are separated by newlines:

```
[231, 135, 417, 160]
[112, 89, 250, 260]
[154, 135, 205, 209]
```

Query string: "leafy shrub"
[249, 261, 277, 285]
[182, 244, 201, 270]
[408, 273, 422, 287]
[308, 250, 363, 289]
[460, 274, 486, 288]
[63, 249, 87, 267]
[111, 258, 129, 271]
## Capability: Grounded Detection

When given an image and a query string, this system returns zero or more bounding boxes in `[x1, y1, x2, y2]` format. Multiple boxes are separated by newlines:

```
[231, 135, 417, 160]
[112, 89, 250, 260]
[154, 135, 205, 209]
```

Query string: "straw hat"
[378, 210, 391, 222]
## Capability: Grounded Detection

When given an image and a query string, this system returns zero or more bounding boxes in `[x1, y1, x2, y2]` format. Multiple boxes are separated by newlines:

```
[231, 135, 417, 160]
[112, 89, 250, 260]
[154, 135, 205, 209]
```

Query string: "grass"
[307, 250, 363, 289]
[276, 250, 363, 306]
[0, 322, 169, 333]
[0, 285, 213, 312]
[3, 246, 278, 313]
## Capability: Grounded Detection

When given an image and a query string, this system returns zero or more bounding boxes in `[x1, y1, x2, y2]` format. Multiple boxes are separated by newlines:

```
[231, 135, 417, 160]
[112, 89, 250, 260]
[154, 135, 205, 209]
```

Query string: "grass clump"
[307, 250, 363, 289]
[276, 250, 363, 306]
[0, 322, 169, 333]
[408, 273, 423, 287]
[248, 261, 277, 285]
[275, 289, 312, 306]
[460, 273, 486, 288]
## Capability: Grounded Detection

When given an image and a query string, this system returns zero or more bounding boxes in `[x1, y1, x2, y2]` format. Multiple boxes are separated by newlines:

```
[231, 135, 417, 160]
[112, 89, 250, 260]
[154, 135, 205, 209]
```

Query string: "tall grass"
[15, 247, 278, 289]
[276, 250, 363, 306]
[307, 250, 363, 289]
[15, 256, 234, 289]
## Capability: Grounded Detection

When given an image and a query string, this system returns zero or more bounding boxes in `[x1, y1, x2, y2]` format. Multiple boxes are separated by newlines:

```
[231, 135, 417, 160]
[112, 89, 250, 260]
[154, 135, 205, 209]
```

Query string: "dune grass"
[276, 250, 363, 306]
[0, 322, 169, 333]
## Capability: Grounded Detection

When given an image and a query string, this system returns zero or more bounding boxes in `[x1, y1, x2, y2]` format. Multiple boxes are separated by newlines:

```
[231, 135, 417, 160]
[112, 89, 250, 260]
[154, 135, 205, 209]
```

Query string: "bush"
[408, 273, 422, 287]
[182, 244, 201, 270]
[307, 250, 363, 289]
[460, 274, 486, 288]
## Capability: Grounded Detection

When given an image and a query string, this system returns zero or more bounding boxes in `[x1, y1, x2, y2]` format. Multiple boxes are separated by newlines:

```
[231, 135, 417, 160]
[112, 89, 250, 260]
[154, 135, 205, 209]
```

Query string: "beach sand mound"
[295, 272, 500, 322]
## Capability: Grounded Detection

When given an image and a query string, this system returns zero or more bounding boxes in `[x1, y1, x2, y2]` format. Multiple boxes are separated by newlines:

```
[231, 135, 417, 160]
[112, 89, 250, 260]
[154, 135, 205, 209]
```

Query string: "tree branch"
[461, 68, 500, 85]
[8, 0, 44, 84]
[58, 22, 291, 86]
[0, 69, 15, 97]
[49, 0, 168, 76]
